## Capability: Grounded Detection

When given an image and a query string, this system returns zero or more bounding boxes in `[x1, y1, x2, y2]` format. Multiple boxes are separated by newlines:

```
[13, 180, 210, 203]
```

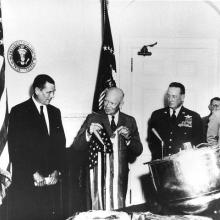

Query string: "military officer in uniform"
[148, 82, 204, 160]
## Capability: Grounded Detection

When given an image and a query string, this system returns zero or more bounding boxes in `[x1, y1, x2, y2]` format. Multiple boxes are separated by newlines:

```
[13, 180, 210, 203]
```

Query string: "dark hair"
[33, 74, 55, 90]
[210, 97, 220, 104]
[169, 82, 185, 95]
[32, 74, 55, 95]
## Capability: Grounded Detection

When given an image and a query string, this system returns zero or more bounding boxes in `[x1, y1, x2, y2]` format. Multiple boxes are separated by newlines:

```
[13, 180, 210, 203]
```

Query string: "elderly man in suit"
[148, 82, 204, 160]
[8, 74, 66, 220]
[71, 87, 143, 210]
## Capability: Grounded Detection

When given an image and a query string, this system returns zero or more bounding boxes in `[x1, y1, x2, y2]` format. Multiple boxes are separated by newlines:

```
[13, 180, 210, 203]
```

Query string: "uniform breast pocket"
[181, 127, 193, 139]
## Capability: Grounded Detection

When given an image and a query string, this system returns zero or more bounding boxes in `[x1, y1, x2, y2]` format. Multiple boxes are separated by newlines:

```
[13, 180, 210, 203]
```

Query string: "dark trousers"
[8, 182, 63, 220]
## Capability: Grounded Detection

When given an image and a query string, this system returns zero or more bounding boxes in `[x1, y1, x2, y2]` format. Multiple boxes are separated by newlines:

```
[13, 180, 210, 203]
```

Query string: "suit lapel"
[29, 98, 49, 135]
[117, 112, 126, 128]
[28, 98, 41, 120]
[163, 107, 171, 123]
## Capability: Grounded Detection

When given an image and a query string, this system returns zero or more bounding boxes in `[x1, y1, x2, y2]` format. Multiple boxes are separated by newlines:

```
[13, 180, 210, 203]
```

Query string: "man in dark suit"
[148, 82, 203, 160]
[71, 87, 143, 210]
[8, 74, 66, 220]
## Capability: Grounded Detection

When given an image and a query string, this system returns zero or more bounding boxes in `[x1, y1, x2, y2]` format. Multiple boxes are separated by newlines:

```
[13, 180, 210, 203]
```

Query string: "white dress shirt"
[169, 105, 182, 118]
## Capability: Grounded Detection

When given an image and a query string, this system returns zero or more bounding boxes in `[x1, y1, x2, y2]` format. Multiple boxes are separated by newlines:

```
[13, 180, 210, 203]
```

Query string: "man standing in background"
[202, 97, 220, 142]
[207, 106, 220, 146]
[8, 74, 66, 220]
[148, 82, 204, 160]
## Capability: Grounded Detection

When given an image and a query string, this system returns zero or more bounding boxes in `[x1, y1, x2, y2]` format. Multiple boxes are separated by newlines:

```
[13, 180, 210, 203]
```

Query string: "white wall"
[2, 0, 104, 147]
[3, 0, 220, 145]
[109, 0, 220, 116]
[2, 0, 220, 205]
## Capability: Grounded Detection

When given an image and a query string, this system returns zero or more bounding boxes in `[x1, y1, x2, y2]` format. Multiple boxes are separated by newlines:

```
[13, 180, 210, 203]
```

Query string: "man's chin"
[169, 105, 176, 109]
[105, 110, 113, 115]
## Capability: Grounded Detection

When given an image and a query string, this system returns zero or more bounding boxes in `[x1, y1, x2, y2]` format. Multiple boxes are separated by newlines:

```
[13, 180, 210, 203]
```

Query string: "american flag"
[88, 128, 112, 169]
[0, 0, 11, 207]
[90, 0, 117, 210]
[92, 0, 116, 113]
[89, 126, 113, 210]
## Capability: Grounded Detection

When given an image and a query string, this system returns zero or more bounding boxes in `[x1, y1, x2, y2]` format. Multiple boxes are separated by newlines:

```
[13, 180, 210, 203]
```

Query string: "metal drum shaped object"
[148, 145, 220, 214]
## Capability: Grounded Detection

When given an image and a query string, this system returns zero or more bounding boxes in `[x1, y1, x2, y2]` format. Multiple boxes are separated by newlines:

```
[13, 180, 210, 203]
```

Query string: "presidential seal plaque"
[7, 40, 36, 73]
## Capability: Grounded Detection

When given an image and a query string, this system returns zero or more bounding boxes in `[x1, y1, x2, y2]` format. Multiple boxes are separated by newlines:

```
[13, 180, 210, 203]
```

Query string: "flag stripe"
[0, 109, 8, 156]
[0, 1, 11, 208]
[0, 143, 9, 171]
[0, 58, 5, 98]
[0, 61, 8, 157]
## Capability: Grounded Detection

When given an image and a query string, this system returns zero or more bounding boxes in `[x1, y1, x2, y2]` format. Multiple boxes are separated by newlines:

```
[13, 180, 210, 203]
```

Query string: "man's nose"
[50, 93, 55, 99]
[168, 97, 174, 102]
[104, 101, 110, 107]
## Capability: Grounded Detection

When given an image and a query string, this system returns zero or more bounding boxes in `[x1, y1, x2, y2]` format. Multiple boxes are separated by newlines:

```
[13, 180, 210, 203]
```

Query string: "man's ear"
[119, 100, 124, 108]
[35, 87, 40, 96]
[181, 94, 185, 103]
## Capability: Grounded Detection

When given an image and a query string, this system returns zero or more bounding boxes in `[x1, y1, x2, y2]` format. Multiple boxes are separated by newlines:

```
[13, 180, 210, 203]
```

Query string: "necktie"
[40, 106, 48, 132]
[110, 115, 117, 132]
[171, 109, 176, 123]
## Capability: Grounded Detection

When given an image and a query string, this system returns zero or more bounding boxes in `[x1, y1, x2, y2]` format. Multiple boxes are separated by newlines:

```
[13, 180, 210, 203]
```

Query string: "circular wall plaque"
[7, 40, 36, 73]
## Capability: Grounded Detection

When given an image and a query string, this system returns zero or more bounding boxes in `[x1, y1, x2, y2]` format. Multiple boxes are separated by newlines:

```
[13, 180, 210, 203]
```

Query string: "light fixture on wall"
[138, 42, 157, 56]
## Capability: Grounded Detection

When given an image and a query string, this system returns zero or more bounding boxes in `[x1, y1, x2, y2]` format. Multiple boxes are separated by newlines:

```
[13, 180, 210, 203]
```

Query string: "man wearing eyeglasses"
[71, 87, 143, 210]
[202, 97, 220, 142]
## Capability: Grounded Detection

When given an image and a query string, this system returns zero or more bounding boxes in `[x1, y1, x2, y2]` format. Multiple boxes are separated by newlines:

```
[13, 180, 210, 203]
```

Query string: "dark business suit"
[148, 106, 203, 160]
[8, 98, 66, 220]
[71, 111, 143, 210]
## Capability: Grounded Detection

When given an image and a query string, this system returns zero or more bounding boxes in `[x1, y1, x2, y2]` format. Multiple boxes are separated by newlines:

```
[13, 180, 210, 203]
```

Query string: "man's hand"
[117, 126, 131, 140]
[88, 123, 103, 135]
[33, 172, 46, 187]
[48, 170, 59, 185]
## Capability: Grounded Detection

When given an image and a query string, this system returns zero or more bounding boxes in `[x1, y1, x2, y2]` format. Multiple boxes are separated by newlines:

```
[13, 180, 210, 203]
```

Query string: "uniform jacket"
[71, 111, 143, 208]
[148, 106, 204, 160]
[207, 110, 220, 146]
[8, 98, 66, 187]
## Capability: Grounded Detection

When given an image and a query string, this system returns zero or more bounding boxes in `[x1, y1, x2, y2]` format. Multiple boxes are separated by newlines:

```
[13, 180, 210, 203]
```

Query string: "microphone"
[152, 128, 164, 159]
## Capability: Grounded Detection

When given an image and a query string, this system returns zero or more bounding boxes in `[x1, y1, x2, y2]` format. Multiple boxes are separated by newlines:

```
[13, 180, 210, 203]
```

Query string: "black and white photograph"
[1, 0, 220, 219]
